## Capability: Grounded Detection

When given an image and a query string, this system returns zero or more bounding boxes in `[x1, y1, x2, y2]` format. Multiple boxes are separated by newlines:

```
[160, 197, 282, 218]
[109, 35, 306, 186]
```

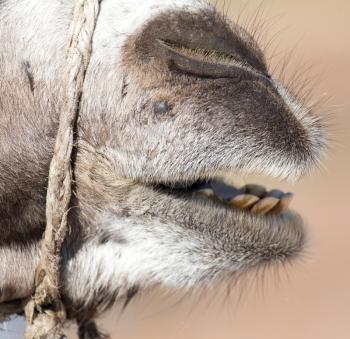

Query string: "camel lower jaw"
[151, 177, 305, 257]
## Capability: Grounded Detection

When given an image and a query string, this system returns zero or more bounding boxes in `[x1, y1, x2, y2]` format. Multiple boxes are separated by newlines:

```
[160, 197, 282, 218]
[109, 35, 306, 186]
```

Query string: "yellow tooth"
[196, 188, 215, 197]
[242, 184, 266, 198]
[250, 197, 280, 215]
[229, 194, 260, 209]
[271, 193, 294, 213]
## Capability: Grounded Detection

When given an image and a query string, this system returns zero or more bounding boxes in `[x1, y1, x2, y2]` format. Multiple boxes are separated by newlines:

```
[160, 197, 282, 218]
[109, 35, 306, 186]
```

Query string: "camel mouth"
[158, 177, 294, 216]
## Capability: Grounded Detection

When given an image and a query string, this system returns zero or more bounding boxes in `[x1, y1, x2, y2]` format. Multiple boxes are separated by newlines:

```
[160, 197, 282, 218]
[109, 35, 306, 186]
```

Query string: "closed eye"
[158, 39, 265, 80]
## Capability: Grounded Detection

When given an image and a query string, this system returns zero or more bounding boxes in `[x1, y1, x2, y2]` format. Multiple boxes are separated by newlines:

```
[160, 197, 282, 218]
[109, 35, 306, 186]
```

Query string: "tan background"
[2, 0, 350, 338]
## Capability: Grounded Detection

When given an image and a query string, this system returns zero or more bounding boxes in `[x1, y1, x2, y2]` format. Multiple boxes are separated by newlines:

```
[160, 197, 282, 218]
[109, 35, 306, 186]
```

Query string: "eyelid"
[158, 39, 262, 78]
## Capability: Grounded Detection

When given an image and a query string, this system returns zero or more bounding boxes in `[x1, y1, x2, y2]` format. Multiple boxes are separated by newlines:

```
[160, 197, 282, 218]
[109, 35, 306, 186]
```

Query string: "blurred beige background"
[101, 1, 350, 339]
[3, 1, 350, 338]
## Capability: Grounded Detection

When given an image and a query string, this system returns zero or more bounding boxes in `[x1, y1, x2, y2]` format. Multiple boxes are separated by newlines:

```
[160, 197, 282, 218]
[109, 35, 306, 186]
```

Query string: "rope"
[24, 0, 101, 338]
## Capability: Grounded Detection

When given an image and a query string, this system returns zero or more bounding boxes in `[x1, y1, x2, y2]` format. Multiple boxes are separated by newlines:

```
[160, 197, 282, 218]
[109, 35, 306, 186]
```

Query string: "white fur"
[94, 0, 209, 55]
[0, 0, 210, 77]
[64, 216, 230, 303]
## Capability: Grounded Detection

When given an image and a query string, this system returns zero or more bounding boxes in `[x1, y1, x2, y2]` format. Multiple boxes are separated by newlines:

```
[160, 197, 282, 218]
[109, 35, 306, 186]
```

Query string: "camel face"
[0, 0, 326, 323]
[71, 3, 325, 295]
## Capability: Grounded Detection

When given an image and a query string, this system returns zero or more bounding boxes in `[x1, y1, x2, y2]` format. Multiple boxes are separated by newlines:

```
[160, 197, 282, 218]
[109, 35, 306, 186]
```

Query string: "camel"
[0, 0, 326, 335]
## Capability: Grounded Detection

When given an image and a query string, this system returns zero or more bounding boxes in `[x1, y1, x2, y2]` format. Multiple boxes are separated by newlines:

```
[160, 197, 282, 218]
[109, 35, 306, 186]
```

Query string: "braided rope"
[24, 1, 101, 338]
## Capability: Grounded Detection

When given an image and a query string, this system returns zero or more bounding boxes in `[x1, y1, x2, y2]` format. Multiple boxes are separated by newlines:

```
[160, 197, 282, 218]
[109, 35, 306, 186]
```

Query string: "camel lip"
[156, 176, 295, 217]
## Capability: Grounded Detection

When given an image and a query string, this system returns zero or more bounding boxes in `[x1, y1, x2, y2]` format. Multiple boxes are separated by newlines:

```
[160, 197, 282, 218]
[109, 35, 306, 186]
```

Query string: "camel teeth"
[193, 180, 294, 215]
[242, 184, 266, 198]
[196, 188, 215, 197]
[229, 194, 260, 209]
[266, 189, 284, 199]
[211, 179, 240, 201]
[250, 197, 280, 215]
[271, 192, 294, 213]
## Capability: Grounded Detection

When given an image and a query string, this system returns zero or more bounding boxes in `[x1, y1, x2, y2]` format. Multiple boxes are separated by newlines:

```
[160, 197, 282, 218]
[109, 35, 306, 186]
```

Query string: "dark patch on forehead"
[128, 8, 267, 74]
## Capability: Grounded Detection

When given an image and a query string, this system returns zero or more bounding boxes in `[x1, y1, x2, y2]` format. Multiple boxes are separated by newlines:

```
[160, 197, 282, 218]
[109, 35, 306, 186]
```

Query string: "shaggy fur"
[0, 0, 325, 326]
